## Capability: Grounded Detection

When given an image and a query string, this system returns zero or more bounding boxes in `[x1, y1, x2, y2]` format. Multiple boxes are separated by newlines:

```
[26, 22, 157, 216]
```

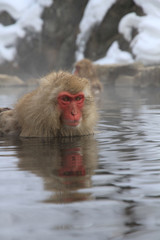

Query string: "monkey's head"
[16, 71, 98, 137]
[73, 59, 96, 79]
[73, 59, 102, 95]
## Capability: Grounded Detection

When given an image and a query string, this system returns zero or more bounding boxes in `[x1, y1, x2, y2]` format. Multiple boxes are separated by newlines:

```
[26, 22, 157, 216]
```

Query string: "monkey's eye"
[75, 96, 81, 101]
[62, 96, 71, 102]
[75, 95, 84, 102]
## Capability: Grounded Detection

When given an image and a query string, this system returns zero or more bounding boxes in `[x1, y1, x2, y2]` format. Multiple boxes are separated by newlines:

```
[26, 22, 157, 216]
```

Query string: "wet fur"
[74, 59, 102, 94]
[0, 71, 98, 137]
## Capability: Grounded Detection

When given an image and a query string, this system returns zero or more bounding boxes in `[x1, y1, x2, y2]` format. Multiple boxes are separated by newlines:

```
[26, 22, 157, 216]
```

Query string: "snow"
[0, 0, 33, 19]
[0, 0, 52, 63]
[0, 0, 160, 66]
[95, 41, 134, 65]
[119, 0, 160, 65]
[75, 0, 117, 61]
[134, 0, 160, 17]
[119, 13, 141, 42]
[76, 0, 160, 66]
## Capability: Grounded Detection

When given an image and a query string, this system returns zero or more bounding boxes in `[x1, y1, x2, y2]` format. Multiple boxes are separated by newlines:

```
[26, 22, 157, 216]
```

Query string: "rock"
[0, 0, 88, 80]
[0, 0, 143, 80]
[85, 0, 143, 60]
[0, 0, 159, 90]
[134, 65, 160, 88]
[95, 62, 160, 88]
[0, 74, 25, 87]
[95, 63, 142, 85]
[115, 75, 135, 87]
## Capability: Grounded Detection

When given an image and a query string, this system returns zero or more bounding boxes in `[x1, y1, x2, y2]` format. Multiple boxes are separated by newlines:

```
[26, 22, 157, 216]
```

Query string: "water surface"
[0, 86, 160, 240]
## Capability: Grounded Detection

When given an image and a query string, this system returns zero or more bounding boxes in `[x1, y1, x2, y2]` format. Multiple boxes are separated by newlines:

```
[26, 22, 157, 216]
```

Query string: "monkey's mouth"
[63, 119, 81, 127]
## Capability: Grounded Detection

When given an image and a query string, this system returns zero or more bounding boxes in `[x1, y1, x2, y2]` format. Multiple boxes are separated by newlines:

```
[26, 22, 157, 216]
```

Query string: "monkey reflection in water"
[16, 136, 98, 203]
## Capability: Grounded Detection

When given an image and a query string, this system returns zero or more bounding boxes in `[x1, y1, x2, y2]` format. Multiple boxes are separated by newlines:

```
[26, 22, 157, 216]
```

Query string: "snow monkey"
[73, 58, 102, 95]
[0, 71, 98, 137]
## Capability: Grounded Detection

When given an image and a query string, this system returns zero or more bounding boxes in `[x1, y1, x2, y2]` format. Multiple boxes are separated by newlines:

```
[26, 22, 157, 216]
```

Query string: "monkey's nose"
[70, 103, 78, 116]
[71, 108, 78, 115]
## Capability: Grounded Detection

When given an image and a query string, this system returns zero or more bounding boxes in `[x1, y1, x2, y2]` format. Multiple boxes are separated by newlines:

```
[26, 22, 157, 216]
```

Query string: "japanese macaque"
[73, 58, 102, 95]
[0, 71, 98, 137]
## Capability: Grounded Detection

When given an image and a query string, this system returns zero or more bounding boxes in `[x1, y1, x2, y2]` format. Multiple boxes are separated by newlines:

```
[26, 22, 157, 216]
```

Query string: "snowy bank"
[95, 41, 134, 65]
[75, 0, 117, 61]
[119, 0, 160, 65]
[76, 0, 160, 66]
[0, 0, 52, 63]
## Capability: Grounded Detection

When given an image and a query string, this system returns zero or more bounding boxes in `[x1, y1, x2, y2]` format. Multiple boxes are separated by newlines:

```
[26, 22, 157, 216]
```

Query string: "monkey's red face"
[58, 91, 85, 127]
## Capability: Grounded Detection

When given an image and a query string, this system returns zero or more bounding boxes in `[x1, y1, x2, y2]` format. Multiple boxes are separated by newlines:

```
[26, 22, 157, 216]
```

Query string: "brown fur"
[0, 109, 20, 136]
[0, 71, 98, 137]
[74, 59, 102, 94]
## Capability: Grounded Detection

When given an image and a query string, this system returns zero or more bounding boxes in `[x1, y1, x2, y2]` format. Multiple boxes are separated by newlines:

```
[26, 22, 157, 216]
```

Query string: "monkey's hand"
[0, 109, 20, 136]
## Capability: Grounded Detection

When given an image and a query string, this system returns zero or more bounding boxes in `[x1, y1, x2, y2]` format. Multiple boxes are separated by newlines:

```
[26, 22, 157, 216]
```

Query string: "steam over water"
[0, 85, 160, 239]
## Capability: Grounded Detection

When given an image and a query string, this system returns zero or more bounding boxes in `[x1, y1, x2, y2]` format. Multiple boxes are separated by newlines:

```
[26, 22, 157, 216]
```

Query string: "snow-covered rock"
[95, 41, 134, 65]
[0, 0, 52, 63]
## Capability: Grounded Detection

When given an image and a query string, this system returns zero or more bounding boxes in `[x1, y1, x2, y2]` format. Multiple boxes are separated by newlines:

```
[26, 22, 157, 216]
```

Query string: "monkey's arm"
[0, 109, 20, 136]
[0, 107, 12, 113]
